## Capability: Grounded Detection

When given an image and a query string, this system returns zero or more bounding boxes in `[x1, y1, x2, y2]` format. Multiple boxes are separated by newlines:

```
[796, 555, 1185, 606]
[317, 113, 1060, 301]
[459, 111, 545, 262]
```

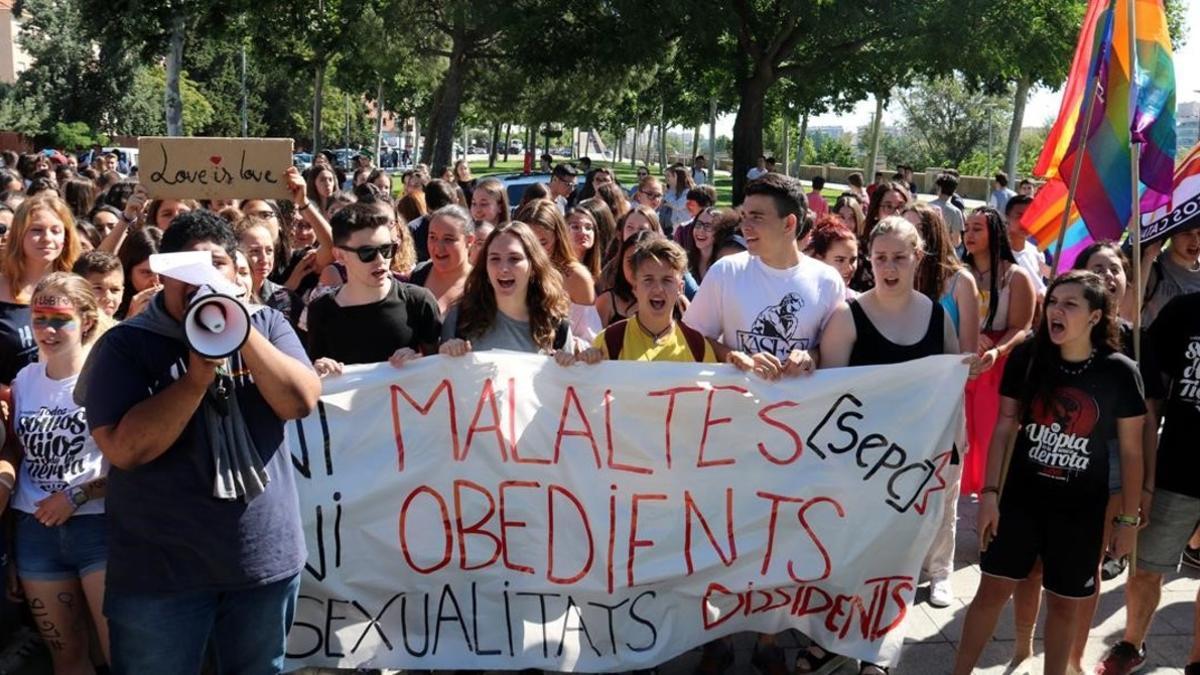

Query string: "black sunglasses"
[337, 242, 397, 262]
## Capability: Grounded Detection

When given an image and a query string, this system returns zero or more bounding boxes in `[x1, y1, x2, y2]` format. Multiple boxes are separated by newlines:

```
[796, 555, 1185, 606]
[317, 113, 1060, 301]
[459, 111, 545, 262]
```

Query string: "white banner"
[284, 353, 967, 671]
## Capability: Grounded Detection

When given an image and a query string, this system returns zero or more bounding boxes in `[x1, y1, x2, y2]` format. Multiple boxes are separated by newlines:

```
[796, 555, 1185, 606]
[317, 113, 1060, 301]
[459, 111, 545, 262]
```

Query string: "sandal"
[751, 642, 788, 675]
[859, 663, 889, 675]
[794, 643, 851, 675]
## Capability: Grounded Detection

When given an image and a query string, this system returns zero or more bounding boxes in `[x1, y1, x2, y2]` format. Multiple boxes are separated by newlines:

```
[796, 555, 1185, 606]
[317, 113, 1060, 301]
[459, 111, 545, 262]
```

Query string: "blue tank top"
[939, 274, 961, 333]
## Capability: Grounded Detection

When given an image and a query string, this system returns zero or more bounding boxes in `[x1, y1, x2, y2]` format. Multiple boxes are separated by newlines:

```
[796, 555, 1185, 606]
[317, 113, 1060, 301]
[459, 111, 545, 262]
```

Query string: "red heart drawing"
[209, 155, 222, 165]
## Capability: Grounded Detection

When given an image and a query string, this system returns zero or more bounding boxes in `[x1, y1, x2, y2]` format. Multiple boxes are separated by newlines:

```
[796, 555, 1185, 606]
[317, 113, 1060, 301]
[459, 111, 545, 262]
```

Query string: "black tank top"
[847, 297, 945, 366]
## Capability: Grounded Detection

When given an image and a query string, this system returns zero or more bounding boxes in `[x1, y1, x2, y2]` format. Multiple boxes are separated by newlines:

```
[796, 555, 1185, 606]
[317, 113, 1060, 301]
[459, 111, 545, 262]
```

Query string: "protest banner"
[1140, 141, 1200, 245]
[284, 352, 967, 672]
[137, 136, 293, 200]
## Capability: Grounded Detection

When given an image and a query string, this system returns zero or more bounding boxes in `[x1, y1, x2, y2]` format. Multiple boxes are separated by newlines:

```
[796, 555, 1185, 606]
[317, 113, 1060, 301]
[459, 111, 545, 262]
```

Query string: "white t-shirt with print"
[11, 362, 107, 516]
[683, 251, 845, 358]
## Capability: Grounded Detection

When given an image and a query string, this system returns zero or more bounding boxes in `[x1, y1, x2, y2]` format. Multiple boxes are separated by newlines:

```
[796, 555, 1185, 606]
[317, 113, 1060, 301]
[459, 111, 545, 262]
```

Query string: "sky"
[713, 1, 1200, 137]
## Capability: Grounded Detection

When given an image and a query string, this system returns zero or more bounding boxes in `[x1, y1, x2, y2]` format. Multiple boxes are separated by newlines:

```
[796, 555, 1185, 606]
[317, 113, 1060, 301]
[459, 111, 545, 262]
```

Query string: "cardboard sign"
[137, 136, 293, 200]
[285, 353, 968, 671]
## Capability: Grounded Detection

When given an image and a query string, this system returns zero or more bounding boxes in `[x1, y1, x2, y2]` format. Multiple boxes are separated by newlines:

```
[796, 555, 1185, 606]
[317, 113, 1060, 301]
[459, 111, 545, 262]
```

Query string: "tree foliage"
[896, 74, 1014, 169]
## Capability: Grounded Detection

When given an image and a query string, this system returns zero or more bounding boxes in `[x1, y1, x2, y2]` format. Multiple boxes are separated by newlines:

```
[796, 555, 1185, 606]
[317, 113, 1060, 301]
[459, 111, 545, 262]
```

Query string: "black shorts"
[980, 500, 1106, 598]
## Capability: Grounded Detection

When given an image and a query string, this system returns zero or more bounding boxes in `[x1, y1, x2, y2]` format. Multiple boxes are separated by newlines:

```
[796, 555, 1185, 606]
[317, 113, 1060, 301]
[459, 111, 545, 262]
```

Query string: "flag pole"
[1050, 0, 1114, 279]
[1124, 0, 1142, 580]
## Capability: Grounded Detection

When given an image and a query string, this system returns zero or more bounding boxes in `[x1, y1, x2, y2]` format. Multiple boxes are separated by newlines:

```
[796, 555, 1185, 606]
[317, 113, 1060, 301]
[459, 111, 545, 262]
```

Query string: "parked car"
[292, 152, 313, 170]
[491, 172, 585, 216]
[468, 145, 487, 155]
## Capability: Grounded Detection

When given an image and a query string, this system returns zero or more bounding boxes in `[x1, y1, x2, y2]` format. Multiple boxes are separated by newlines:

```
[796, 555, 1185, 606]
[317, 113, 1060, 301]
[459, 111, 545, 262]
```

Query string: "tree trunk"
[691, 125, 701, 162]
[489, 121, 500, 168]
[796, 111, 809, 171]
[312, 64, 324, 154]
[503, 122, 511, 162]
[731, 70, 772, 204]
[865, 94, 885, 178]
[427, 42, 467, 171]
[1004, 77, 1031, 180]
[657, 106, 666, 169]
[374, 80, 385, 163]
[630, 121, 638, 168]
[782, 114, 790, 177]
[709, 97, 716, 169]
[164, 14, 186, 135]
[644, 123, 654, 167]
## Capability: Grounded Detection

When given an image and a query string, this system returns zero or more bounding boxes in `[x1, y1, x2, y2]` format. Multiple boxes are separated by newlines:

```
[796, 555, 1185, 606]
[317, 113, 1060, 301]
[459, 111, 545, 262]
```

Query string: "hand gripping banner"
[284, 352, 967, 671]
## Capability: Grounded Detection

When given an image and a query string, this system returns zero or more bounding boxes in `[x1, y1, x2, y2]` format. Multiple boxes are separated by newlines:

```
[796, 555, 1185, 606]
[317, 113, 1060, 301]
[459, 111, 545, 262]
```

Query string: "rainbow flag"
[1023, 0, 1176, 254]
[1026, 178, 1093, 269]
[1033, 0, 1109, 179]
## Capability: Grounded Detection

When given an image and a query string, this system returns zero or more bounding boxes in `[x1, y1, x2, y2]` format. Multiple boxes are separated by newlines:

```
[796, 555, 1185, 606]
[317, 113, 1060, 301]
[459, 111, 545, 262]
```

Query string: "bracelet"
[980, 486, 1000, 496]
[297, 201, 312, 211]
[1114, 513, 1141, 527]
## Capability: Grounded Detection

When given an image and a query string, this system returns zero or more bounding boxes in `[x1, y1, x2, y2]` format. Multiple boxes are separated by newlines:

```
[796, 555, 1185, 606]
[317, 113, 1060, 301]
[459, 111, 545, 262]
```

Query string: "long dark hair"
[116, 226, 162, 318]
[685, 208, 742, 280]
[964, 206, 1018, 331]
[1073, 240, 1131, 283]
[456, 221, 569, 351]
[1020, 270, 1120, 409]
[570, 198, 615, 280]
[864, 181, 911, 233]
[904, 202, 962, 300]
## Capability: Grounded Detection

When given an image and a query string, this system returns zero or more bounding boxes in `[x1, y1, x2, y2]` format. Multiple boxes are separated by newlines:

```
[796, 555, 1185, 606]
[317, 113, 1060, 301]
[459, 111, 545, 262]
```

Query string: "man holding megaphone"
[74, 210, 321, 675]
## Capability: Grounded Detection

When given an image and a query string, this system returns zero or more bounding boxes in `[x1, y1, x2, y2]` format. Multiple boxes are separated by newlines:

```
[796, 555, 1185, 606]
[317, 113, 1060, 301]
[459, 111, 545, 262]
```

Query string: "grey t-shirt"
[930, 197, 965, 235]
[441, 306, 574, 354]
[1144, 253, 1200, 327]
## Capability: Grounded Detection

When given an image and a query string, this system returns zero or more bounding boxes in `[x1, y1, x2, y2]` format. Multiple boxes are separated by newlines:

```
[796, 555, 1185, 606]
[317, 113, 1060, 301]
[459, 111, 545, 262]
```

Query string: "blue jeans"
[104, 573, 300, 675]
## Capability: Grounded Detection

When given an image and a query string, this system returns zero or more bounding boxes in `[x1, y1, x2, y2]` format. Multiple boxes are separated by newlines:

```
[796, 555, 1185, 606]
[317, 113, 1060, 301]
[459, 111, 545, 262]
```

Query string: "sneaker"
[1095, 640, 1146, 674]
[1101, 554, 1129, 581]
[928, 578, 954, 608]
[1183, 545, 1200, 570]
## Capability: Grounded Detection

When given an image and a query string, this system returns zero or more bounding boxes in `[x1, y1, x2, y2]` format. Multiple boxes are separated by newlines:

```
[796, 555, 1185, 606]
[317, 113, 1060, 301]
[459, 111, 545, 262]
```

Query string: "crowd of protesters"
[0, 145, 1195, 675]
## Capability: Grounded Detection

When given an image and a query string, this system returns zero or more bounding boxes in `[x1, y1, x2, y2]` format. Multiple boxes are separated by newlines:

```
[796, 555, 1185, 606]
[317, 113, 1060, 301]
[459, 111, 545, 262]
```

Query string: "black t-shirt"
[1120, 320, 1166, 401]
[271, 246, 320, 298]
[0, 300, 34, 384]
[306, 279, 442, 364]
[1149, 292, 1200, 498]
[1000, 342, 1146, 506]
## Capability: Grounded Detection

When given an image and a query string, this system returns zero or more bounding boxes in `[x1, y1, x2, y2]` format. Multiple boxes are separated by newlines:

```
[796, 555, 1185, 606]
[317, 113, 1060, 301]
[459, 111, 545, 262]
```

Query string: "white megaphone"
[184, 285, 251, 358]
[149, 251, 253, 359]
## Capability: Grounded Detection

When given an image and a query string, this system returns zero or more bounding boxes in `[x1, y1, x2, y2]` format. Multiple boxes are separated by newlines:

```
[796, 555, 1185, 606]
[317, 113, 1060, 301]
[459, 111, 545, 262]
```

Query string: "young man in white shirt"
[683, 171, 846, 673]
[691, 155, 708, 185]
[685, 175, 844, 384]
[1004, 195, 1046, 294]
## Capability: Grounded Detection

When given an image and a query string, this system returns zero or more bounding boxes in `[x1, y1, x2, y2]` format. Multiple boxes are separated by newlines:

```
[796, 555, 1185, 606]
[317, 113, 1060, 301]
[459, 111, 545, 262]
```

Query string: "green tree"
[120, 66, 216, 135]
[895, 74, 1013, 169]
[50, 122, 109, 151]
[813, 136, 857, 167]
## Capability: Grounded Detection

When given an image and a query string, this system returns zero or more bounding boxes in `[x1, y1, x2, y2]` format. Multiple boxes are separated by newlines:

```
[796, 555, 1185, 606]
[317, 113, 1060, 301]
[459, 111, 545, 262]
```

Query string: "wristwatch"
[67, 486, 88, 508]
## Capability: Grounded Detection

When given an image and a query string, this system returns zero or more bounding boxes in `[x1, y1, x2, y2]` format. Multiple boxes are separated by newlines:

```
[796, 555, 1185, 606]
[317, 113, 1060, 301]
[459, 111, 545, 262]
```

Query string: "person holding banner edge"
[682, 172, 843, 673]
[77, 210, 321, 674]
[952, 270, 1145, 675]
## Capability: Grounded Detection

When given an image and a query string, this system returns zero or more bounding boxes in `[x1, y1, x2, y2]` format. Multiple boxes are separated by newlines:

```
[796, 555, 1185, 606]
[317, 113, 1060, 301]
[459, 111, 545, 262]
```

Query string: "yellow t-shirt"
[593, 317, 718, 363]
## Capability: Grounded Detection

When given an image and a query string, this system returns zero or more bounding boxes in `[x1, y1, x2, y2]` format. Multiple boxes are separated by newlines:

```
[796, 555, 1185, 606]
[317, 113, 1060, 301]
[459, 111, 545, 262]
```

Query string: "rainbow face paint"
[31, 296, 78, 331]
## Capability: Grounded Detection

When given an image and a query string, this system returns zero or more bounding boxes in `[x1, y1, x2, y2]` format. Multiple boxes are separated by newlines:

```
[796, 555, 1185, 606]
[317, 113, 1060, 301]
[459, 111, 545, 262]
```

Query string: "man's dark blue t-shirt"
[83, 306, 309, 593]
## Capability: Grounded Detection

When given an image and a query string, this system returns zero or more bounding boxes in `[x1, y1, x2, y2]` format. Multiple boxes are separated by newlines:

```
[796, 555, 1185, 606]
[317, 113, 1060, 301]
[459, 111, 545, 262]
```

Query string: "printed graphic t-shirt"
[11, 363, 107, 516]
[999, 343, 1146, 506]
[1149, 292, 1200, 498]
[683, 251, 844, 359]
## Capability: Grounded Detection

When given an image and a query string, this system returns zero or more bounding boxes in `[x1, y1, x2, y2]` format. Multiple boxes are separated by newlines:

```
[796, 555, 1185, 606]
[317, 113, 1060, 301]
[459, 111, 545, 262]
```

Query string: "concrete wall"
[796, 163, 992, 200]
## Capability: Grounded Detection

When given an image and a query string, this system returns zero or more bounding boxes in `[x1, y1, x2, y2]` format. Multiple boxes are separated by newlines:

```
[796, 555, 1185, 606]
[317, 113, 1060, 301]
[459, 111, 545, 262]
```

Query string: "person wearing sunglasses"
[305, 202, 442, 378]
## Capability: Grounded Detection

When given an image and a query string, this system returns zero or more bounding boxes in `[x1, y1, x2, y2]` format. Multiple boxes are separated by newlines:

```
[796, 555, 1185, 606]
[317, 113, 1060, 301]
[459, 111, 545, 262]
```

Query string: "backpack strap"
[678, 321, 708, 362]
[603, 319, 630, 360]
[553, 319, 570, 351]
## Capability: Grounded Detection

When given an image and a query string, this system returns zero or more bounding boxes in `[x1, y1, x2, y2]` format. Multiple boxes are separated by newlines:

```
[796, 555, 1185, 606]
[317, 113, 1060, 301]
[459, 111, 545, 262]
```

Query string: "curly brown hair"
[456, 222, 569, 351]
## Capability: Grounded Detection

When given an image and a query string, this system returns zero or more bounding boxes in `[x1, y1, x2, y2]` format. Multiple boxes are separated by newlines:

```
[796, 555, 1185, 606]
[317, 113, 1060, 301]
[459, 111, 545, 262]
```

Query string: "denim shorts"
[14, 512, 108, 581]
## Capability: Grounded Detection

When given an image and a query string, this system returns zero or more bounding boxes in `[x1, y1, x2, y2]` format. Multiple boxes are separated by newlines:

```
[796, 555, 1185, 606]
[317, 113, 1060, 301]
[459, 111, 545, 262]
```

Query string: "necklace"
[1058, 349, 1096, 376]
[636, 316, 673, 343]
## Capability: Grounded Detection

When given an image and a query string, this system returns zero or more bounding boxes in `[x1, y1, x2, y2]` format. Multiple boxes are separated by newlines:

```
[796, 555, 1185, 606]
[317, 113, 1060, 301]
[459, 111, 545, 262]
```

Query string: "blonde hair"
[4, 195, 81, 302]
[32, 271, 110, 345]
[869, 215, 925, 254]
